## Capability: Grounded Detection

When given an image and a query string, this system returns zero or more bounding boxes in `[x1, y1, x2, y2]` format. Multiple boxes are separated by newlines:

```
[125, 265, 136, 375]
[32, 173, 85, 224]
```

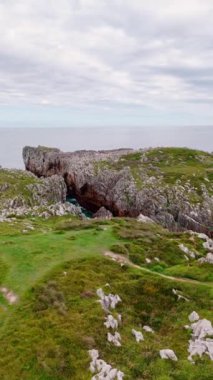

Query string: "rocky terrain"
[0, 146, 211, 379]
[0, 168, 83, 220]
[23, 146, 213, 236]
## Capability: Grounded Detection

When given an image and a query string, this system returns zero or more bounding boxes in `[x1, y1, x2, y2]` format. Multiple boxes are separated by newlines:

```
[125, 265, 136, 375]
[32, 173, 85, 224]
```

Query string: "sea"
[0, 126, 212, 169]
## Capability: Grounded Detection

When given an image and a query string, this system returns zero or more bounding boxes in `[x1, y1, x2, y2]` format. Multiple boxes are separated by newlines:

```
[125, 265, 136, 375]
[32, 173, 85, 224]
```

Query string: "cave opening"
[66, 194, 93, 218]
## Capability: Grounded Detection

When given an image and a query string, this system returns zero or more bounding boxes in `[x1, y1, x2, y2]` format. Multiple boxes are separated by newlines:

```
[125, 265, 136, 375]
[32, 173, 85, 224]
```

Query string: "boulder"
[159, 349, 178, 361]
[93, 207, 113, 219]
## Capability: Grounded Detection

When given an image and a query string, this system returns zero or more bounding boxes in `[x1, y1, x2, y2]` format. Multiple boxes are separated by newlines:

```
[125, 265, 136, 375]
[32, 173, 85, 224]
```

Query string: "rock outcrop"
[23, 146, 213, 235]
[0, 168, 83, 219]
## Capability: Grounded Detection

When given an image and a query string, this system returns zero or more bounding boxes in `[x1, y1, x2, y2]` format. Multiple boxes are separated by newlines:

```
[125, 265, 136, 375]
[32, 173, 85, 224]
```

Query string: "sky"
[0, 0, 213, 127]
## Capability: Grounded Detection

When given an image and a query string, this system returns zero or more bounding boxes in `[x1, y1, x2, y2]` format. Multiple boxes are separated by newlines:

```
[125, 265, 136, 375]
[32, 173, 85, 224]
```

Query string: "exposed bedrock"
[23, 146, 213, 236]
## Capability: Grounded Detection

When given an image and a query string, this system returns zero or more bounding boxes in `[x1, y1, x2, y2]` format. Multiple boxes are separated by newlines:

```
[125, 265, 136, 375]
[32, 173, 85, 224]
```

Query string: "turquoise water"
[66, 196, 93, 218]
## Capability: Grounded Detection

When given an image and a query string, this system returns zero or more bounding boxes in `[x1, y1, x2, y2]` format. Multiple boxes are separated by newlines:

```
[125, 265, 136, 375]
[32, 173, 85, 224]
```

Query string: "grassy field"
[95, 147, 213, 195]
[0, 216, 212, 379]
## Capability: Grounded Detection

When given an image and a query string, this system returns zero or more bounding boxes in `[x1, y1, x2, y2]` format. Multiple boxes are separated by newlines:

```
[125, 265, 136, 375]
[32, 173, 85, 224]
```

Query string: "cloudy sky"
[0, 0, 213, 127]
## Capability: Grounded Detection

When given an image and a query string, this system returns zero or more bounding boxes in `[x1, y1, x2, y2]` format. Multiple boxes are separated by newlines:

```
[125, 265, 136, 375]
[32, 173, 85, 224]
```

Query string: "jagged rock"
[96, 288, 122, 312]
[198, 233, 209, 240]
[203, 239, 213, 252]
[23, 146, 213, 236]
[132, 329, 144, 342]
[143, 325, 154, 333]
[159, 349, 178, 361]
[172, 289, 189, 302]
[107, 332, 121, 347]
[93, 207, 113, 219]
[187, 313, 213, 361]
[189, 311, 200, 322]
[104, 315, 119, 329]
[199, 252, 213, 264]
[88, 349, 125, 379]
[137, 214, 155, 223]
[191, 319, 213, 340]
[179, 244, 196, 259]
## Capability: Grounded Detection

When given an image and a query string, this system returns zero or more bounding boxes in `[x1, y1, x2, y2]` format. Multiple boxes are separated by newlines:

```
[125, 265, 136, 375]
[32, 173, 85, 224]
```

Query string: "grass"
[0, 216, 212, 379]
[94, 147, 213, 195]
[0, 168, 41, 208]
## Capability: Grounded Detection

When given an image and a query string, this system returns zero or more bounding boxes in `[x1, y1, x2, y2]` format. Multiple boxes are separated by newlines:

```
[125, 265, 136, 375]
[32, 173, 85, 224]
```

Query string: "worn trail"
[104, 251, 213, 288]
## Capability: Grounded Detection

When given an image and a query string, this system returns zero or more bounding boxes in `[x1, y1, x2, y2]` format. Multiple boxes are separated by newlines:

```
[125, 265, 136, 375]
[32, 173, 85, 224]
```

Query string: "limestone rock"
[143, 325, 154, 333]
[23, 146, 213, 236]
[132, 329, 144, 343]
[107, 332, 122, 347]
[188, 311, 200, 322]
[137, 214, 155, 223]
[88, 350, 124, 379]
[96, 288, 121, 312]
[104, 315, 119, 329]
[199, 252, 213, 264]
[159, 349, 178, 361]
[93, 207, 113, 219]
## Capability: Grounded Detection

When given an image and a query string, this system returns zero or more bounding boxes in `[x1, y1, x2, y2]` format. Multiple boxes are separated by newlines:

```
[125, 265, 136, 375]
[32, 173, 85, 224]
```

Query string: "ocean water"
[0, 126, 212, 169]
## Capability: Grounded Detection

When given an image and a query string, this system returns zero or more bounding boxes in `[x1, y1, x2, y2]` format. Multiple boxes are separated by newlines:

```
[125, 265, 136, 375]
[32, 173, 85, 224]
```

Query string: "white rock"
[143, 325, 154, 333]
[203, 239, 213, 252]
[188, 311, 200, 323]
[191, 319, 213, 340]
[199, 252, 213, 264]
[132, 329, 144, 343]
[137, 214, 154, 223]
[172, 289, 189, 302]
[188, 339, 207, 361]
[117, 370, 125, 380]
[179, 244, 196, 258]
[186, 314, 213, 361]
[159, 349, 178, 361]
[107, 332, 122, 347]
[145, 258, 152, 264]
[104, 315, 119, 329]
[198, 233, 208, 240]
[96, 289, 121, 312]
[89, 350, 124, 379]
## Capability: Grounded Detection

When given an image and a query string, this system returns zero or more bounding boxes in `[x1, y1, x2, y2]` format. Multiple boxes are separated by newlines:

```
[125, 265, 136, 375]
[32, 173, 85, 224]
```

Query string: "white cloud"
[0, 0, 213, 119]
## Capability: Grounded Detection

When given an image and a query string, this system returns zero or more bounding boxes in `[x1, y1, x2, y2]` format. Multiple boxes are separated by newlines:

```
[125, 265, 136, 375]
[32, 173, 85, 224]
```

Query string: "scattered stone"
[159, 349, 178, 361]
[187, 312, 213, 362]
[179, 244, 196, 259]
[137, 214, 155, 223]
[203, 239, 213, 252]
[93, 207, 113, 220]
[107, 332, 122, 347]
[96, 288, 121, 312]
[143, 325, 154, 333]
[132, 329, 144, 343]
[0, 287, 18, 305]
[198, 252, 213, 264]
[198, 233, 208, 240]
[104, 315, 119, 329]
[172, 289, 189, 302]
[188, 311, 200, 323]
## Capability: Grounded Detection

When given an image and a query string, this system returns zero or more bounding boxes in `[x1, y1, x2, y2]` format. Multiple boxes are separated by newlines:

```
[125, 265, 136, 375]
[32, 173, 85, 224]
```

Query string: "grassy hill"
[0, 216, 212, 379]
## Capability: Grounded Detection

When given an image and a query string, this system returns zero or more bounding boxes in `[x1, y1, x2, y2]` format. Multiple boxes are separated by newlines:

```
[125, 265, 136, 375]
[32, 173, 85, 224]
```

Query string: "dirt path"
[104, 251, 213, 288]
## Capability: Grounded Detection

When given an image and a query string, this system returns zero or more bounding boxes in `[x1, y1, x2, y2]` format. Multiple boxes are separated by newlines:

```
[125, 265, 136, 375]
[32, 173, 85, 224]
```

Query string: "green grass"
[0, 216, 212, 379]
[94, 147, 213, 195]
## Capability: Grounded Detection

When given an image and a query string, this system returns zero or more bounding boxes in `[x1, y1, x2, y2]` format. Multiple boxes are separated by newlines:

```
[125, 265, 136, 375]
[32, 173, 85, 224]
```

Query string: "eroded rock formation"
[23, 146, 213, 235]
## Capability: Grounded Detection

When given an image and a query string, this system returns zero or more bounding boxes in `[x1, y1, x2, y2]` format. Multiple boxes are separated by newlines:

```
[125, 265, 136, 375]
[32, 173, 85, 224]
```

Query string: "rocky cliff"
[0, 167, 83, 220]
[23, 146, 213, 236]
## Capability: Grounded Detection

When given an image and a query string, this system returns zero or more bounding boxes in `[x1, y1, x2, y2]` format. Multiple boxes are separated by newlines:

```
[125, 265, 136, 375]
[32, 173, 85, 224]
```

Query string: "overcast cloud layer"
[0, 0, 213, 125]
